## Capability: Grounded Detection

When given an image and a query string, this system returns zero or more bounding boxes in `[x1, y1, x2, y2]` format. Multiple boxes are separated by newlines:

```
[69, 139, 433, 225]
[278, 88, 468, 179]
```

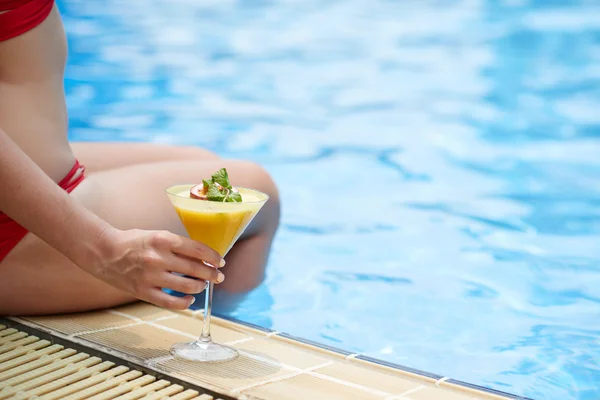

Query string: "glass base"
[170, 340, 239, 363]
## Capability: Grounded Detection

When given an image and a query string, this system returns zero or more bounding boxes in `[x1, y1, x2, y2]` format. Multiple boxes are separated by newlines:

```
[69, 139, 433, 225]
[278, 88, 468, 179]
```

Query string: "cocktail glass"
[165, 184, 269, 362]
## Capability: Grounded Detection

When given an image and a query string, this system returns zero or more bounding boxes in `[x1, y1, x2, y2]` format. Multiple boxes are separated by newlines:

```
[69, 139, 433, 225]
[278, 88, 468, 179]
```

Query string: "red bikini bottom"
[0, 160, 85, 262]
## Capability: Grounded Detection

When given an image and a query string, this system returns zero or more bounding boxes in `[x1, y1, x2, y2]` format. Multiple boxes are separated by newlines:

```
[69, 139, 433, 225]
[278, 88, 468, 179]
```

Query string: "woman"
[0, 0, 280, 315]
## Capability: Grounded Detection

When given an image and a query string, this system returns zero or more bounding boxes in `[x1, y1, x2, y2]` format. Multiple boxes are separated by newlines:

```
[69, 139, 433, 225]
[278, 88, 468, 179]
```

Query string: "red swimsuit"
[0, 161, 86, 261]
[0, 0, 86, 261]
[0, 0, 54, 41]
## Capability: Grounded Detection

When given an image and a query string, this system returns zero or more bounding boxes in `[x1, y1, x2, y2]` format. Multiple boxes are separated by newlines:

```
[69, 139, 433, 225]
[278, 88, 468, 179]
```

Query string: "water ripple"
[60, 0, 600, 398]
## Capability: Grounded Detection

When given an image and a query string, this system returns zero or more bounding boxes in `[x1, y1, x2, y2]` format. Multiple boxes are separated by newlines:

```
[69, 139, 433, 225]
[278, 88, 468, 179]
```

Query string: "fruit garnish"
[190, 183, 208, 200]
[191, 168, 242, 202]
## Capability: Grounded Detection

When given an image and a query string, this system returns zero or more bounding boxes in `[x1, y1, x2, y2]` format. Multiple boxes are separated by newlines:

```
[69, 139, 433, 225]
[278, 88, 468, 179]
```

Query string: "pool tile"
[404, 385, 493, 400]
[353, 356, 440, 384]
[78, 324, 190, 361]
[110, 302, 174, 321]
[315, 362, 422, 395]
[242, 373, 386, 400]
[2, 309, 520, 400]
[152, 315, 249, 344]
[234, 337, 331, 369]
[22, 311, 133, 336]
[272, 333, 352, 359]
[0, 324, 233, 400]
[211, 315, 273, 337]
[438, 381, 514, 400]
[155, 351, 289, 394]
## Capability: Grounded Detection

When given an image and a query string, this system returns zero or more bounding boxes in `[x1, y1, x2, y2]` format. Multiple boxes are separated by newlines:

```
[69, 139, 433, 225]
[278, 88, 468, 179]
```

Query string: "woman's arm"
[0, 129, 114, 267]
[0, 129, 225, 309]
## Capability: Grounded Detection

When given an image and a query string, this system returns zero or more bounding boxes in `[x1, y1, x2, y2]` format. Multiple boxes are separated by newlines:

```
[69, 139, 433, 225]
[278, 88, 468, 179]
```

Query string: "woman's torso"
[0, 3, 75, 183]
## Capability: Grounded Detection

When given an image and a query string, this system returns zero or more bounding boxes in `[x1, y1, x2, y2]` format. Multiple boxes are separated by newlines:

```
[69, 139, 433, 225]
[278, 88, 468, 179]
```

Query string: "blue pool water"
[58, 0, 600, 398]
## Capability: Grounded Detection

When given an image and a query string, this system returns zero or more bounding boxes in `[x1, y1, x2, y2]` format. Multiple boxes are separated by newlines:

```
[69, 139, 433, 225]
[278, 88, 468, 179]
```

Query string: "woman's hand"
[0, 130, 224, 311]
[89, 227, 225, 310]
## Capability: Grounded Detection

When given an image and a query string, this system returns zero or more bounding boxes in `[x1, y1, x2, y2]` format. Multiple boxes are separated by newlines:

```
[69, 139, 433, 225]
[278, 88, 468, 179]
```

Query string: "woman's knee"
[228, 160, 280, 229]
[169, 145, 220, 161]
[230, 161, 278, 199]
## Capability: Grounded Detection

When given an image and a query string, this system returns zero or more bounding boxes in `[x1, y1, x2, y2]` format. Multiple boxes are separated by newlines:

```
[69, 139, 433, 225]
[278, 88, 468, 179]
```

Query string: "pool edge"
[214, 312, 533, 400]
[1, 304, 533, 400]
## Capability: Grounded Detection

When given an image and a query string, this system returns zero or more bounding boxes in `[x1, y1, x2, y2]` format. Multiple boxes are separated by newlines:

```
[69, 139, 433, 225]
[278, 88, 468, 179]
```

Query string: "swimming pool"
[59, 0, 600, 398]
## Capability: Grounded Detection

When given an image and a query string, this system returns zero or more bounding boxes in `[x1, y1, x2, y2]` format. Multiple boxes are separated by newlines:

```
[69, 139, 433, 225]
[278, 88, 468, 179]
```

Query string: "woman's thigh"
[70, 142, 220, 173]
[0, 159, 278, 315]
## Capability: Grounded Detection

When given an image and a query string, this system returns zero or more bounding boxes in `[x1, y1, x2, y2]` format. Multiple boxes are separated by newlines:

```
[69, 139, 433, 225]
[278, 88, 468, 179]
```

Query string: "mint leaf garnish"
[227, 191, 242, 202]
[211, 168, 231, 189]
[198, 167, 242, 203]
[206, 184, 226, 201]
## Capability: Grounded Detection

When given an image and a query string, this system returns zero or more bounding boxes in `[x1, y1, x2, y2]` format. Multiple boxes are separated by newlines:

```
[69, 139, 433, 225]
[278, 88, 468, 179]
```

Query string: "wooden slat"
[0, 336, 41, 354]
[135, 384, 184, 399]
[166, 389, 202, 400]
[0, 356, 102, 399]
[0, 353, 90, 390]
[61, 370, 144, 400]
[12, 361, 115, 399]
[0, 332, 29, 346]
[39, 365, 130, 400]
[86, 375, 156, 400]
[0, 347, 73, 378]
[0, 328, 17, 337]
[0, 340, 53, 366]
[112, 379, 171, 399]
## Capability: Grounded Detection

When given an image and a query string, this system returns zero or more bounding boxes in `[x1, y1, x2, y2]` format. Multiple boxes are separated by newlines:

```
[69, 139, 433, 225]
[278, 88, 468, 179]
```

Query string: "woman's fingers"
[145, 288, 196, 310]
[105, 229, 228, 311]
[158, 231, 224, 268]
[159, 271, 207, 295]
[166, 253, 224, 283]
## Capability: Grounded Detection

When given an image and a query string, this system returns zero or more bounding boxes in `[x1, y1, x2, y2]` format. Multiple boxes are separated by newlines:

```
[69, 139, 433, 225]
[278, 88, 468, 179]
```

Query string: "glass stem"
[199, 280, 213, 343]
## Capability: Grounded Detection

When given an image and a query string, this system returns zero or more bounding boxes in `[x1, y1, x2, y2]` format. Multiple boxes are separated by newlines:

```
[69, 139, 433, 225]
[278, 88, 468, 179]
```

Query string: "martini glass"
[166, 184, 269, 362]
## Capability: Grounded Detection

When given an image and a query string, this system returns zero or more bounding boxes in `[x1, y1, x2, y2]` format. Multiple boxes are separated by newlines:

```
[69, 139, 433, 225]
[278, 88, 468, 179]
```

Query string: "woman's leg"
[70, 142, 220, 174]
[0, 159, 280, 316]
